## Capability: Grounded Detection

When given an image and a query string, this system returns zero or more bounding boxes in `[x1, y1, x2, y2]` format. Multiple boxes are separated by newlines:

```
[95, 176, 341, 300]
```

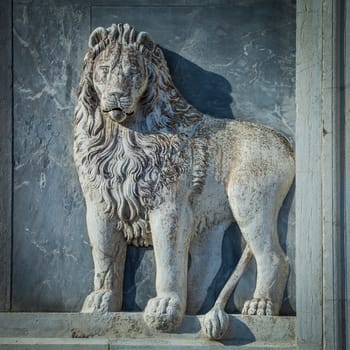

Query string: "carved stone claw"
[242, 298, 273, 316]
[81, 290, 117, 313]
[202, 305, 230, 340]
[144, 295, 184, 332]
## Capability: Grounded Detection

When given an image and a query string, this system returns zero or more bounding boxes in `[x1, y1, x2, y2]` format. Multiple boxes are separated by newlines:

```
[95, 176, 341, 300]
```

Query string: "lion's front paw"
[81, 290, 117, 313]
[144, 295, 184, 332]
[241, 298, 273, 316]
[202, 306, 230, 340]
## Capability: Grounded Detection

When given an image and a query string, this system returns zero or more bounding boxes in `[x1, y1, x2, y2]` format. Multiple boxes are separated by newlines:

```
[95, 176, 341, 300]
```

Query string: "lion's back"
[201, 116, 295, 187]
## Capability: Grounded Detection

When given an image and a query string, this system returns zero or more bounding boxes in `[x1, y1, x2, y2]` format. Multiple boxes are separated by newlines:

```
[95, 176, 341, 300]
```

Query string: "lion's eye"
[129, 65, 138, 73]
[100, 66, 110, 74]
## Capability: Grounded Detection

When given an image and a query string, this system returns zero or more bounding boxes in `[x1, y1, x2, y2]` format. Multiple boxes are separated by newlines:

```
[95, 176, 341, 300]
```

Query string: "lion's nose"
[101, 95, 119, 111]
[107, 89, 123, 96]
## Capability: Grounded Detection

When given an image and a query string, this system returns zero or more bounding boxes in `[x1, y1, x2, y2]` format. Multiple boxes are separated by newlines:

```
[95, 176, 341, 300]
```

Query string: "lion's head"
[75, 23, 202, 132]
[90, 25, 152, 124]
[74, 24, 207, 246]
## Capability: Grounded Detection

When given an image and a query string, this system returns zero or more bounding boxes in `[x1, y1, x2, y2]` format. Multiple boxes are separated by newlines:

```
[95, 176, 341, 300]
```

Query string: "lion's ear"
[137, 32, 155, 52]
[89, 27, 108, 48]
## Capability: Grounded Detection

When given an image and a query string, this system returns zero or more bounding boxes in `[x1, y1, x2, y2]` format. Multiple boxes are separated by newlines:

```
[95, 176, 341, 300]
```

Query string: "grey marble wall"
[12, 0, 296, 314]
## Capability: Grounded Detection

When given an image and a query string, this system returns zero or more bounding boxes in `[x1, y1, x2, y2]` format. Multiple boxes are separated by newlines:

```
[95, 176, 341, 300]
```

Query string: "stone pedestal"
[0, 313, 295, 349]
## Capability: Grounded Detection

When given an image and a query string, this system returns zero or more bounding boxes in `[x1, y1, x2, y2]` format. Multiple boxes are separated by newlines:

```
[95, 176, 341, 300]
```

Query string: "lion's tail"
[214, 245, 253, 309]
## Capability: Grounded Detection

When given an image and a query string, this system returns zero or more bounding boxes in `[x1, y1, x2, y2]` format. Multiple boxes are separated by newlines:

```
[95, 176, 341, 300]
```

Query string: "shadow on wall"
[162, 48, 235, 119]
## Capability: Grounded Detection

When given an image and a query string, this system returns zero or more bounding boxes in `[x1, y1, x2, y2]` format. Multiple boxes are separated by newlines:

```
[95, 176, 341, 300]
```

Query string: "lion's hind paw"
[241, 298, 273, 316]
[202, 306, 230, 340]
[144, 295, 184, 332]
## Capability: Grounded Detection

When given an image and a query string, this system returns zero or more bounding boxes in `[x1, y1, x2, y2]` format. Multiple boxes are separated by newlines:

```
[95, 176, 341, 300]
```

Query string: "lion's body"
[189, 117, 294, 227]
[74, 23, 295, 335]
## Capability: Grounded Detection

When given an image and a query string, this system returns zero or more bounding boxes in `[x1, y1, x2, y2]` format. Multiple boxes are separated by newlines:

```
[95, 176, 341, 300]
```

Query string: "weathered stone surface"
[0, 338, 109, 350]
[12, 2, 92, 312]
[0, 312, 295, 345]
[0, 0, 12, 312]
[0, 338, 296, 350]
[12, 0, 295, 316]
[74, 23, 294, 336]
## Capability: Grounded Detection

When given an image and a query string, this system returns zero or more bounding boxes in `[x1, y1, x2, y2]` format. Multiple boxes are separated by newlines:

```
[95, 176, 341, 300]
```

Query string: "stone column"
[296, 0, 350, 348]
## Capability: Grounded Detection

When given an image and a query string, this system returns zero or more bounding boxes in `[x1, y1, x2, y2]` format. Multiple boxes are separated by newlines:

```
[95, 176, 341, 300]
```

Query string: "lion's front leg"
[144, 197, 193, 332]
[81, 200, 127, 313]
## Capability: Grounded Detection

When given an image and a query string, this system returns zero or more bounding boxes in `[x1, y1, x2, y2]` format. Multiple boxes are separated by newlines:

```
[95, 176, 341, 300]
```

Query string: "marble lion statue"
[74, 23, 295, 339]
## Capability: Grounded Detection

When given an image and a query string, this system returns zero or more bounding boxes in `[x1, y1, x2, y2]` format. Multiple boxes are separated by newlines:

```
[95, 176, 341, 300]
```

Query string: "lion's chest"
[79, 127, 190, 246]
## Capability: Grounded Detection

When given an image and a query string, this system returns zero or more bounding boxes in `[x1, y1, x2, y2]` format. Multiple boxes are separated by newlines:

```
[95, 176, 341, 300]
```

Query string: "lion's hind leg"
[236, 214, 288, 316]
[228, 175, 290, 316]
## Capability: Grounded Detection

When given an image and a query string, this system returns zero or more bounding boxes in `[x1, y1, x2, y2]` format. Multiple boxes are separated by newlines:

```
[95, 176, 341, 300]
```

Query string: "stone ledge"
[0, 338, 296, 350]
[0, 338, 108, 349]
[0, 313, 296, 348]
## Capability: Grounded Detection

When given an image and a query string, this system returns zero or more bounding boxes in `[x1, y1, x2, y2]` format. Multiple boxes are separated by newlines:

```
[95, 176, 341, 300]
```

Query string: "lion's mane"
[74, 24, 207, 246]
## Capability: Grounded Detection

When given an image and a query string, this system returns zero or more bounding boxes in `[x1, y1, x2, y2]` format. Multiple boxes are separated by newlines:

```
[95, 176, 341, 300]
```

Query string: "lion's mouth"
[103, 107, 134, 122]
